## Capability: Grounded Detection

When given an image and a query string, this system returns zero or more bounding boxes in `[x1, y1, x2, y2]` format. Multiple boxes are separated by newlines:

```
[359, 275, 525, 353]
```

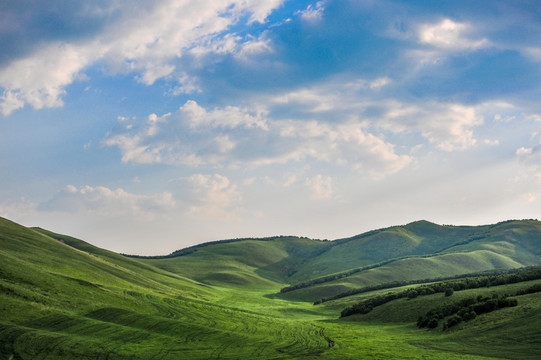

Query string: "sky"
[1, 0, 541, 255]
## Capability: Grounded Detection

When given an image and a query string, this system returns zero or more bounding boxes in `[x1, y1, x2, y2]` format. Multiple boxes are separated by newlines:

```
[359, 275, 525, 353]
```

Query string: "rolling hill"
[2, 216, 541, 359]
[122, 219, 541, 301]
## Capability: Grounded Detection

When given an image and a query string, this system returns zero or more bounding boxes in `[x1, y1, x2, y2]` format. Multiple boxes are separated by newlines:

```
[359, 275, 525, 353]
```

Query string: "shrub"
[446, 315, 462, 328]
[427, 318, 439, 328]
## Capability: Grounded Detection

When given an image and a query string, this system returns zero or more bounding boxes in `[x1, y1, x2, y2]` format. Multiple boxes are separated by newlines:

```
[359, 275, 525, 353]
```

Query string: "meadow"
[1, 216, 540, 359]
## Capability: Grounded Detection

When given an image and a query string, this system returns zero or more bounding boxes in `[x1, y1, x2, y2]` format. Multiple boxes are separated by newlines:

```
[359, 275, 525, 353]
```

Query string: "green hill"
[2, 216, 541, 359]
[0, 217, 331, 359]
[275, 220, 541, 301]
[335, 270, 541, 359]
[118, 220, 541, 300]
[135, 236, 329, 289]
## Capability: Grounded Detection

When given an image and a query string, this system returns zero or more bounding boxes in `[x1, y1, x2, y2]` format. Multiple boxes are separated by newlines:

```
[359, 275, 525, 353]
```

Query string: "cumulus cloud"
[270, 78, 486, 153]
[378, 101, 484, 151]
[185, 174, 241, 220]
[189, 32, 273, 62]
[416, 103, 483, 151]
[418, 18, 489, 50]
[38, 185, 175, 218]
[275, 119, 412, 177]
[182, 100, 268, 130]
[297, 1, 326, 22]
[103, 76, 495, 177]
[104, 89, 413, 178]
[103, 112, 172, 164]
[0, 0, 284, 115]
[369, 77, 392, 89]
[103, 100, 268, 166]
[517, 145, 541, 169]
[406, 18, 491, 68]
[306, 174, 333, 199]
[0, 42, 95, 115]
[0, 197, 36, 219]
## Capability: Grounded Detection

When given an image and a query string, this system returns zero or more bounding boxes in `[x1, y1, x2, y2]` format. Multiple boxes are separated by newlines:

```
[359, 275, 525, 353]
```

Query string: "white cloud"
[516, 146, 533, 157]
[420, 103, 483, 151]
[182, 100, 268, 130]
[522, 47, 541, 63]
[297, 1, 326, 22]
[189, 32, 273, 62]
[236, 33, 274, 60]
[523, 192, 538, 203]
[185, 174, 241, 220]
[271, 79, 486, 153]
[483, 139, 499, 146]
[0, 0, 285, 115]
[214, 135, 236, 153]
[275, 119, 412, 178]
[241, 0, 286, 24]
[0, 42, 95, 114]
[104, 76, 499, 176]
[0, 90, 25, 116]
[103, 111, 173, 164]
[0, 198, 37, 219]
[170, 73, 202, 95]
[105, 76, 523, 179]
[306, 174, 333, 199]
[418, 18, 489, 50]
[283, 174, 297, 187]
[379, 101, 483, 151]
[517, 145, 541, 169]
[38, 185, 175, 219]
[189, 33, 243, 58]
[369, 77, 392, 89]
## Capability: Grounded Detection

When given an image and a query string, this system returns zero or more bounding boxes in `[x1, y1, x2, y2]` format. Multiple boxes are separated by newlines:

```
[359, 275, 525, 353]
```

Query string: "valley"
[1, 217, 541, 359]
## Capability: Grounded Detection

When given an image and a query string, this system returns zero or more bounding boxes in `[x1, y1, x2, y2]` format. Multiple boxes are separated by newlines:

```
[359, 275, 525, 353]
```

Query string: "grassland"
[1, 216, 541, 359]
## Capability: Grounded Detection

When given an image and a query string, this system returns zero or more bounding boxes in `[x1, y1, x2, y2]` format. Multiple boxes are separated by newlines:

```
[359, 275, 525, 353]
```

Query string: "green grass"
[2, 216, 541, 359]
[277, 250, 527, 302]
[335, 280, 541, 359]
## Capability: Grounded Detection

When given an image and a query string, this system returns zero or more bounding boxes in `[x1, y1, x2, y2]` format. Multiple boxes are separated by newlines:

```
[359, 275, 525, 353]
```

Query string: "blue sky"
[1, 0, 540, 254]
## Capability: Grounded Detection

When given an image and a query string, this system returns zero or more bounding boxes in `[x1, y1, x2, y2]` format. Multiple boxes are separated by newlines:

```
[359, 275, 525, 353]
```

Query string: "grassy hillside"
[291, 220, 540, 280]
[0, 218, 331, 358]
[276, 220, 541, 301]
[336, 274, 541, 359]
[114, 220, 541, 298]
[278, 250, 527, 302]
[136, 236, 330, 289]
[2, 216, 541, 359]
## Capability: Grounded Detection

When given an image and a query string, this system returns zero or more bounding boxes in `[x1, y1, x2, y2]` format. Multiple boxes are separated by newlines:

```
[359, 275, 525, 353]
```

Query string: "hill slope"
[130, 219, 541, 301]
[2, 216, 541, 359]
[0, 217, 332, 359]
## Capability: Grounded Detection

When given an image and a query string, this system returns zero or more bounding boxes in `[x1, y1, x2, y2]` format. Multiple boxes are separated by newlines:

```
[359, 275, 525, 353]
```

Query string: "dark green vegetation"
[1, 217, 541, 359]
[340, 266, 541, 317]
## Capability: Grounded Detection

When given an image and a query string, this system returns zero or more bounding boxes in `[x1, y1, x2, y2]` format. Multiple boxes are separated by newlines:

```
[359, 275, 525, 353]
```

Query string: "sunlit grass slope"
[137, 236, 330, 289]
[140, 220, 541, 296]
[336, 279, 541, 359]
[2, 216, 540, 359]
[0, 217, 331, 359]
[289, 220, 541, 281]
[276, 220, 541, 301]
[278, 250, 526, 302]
